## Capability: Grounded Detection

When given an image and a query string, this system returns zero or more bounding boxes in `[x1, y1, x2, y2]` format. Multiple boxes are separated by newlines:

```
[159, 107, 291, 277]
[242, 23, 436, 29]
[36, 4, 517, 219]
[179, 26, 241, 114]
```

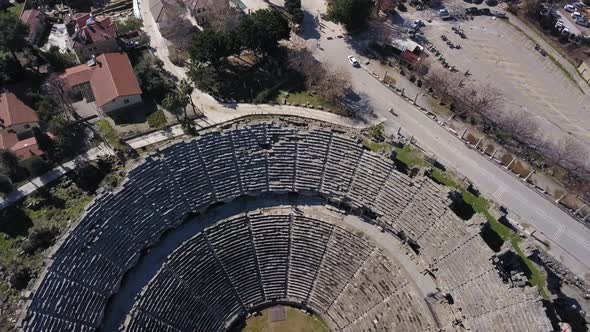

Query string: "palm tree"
[179, 79, 199, 116]
[162, 93, 182, 122]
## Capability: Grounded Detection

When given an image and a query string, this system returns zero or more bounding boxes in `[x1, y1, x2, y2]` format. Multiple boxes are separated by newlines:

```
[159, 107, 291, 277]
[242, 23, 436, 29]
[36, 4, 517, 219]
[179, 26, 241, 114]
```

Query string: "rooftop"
[0, 92, 39, 129]
[60, 53, 142, 107]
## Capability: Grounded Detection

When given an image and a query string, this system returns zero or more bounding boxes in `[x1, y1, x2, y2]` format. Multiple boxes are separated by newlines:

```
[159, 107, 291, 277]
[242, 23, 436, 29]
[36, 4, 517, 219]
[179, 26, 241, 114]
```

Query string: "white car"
[348, 55, 360, 67]
[411, 19, 424, 29]
[572, 11, 582, 19]
[564, 4, 575, 12]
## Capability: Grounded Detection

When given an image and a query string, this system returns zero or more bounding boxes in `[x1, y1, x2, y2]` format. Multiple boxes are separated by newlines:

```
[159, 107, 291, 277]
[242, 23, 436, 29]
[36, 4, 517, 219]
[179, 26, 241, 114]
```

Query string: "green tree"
[0, 174, 13, 194]
[189, 63, 221, 95]
[42, 46, 78, 72]
[236, 9, 290, 56]
[0, 149, 20, 180]
[328, 0, 371, 32]
[285, 0, 301, 13]
[0, 13, 30, 60]
[162, 93, 183, 122]
[32, 127, 55, 161]
[179, 79, 199, 116]
[190, 29, 230, 65]
[133, 57, 174, 103]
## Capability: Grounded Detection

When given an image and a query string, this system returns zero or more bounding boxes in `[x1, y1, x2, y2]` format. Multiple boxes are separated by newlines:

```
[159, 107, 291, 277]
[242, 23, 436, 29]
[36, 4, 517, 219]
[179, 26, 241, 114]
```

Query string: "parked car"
[494, 11, 508, 19]
[411, 19, 425, 29]
[465, 6, 479, 15]
[479, 8, 491, 15]
[572, 11, 583, 19]
[439, 8, 451, 19]
[576, 17, 589, 26]
[348, 55, 360, 67]
[574, 2, 585, 9]
[555, 20, 565, 31]
[564, 4, 575, 12]
[561, 27, 571, 35]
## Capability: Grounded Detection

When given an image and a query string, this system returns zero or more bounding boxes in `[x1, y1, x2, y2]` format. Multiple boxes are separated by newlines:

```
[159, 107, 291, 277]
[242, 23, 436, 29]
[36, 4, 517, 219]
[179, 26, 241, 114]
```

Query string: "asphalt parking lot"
[418, 12, 590, 143]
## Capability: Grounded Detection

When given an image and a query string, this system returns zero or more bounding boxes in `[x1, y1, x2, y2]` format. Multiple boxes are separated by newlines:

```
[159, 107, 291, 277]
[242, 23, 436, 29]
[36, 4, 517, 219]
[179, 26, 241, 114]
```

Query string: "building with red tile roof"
[60, 53, 143, 113]
[0, 92, 39, 135]
[20, 9, 47, 45]
[67, 13, 120, 61]
[0, 93, 47, 160]
[10, 137, 45, 160]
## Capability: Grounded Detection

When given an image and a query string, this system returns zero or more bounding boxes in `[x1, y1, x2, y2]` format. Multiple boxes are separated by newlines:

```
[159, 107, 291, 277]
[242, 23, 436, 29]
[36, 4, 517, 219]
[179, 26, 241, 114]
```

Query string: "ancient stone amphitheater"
[18, 121, 552, 331]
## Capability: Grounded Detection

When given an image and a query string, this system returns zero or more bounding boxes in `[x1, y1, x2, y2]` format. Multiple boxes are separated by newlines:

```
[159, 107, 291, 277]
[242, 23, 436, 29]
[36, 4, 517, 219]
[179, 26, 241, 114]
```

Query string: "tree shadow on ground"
[0, 206, 33, 237]
[340, 91, 376, 122]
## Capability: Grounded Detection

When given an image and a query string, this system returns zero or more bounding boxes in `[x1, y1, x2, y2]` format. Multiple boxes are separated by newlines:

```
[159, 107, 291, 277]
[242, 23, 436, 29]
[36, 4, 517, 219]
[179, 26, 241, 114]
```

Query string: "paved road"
[303, 1, 590, 278]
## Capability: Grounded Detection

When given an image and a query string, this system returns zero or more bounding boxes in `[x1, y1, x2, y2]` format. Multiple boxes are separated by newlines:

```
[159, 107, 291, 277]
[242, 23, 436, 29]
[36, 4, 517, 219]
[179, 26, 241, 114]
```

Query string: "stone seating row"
[21, 124, 551, 332]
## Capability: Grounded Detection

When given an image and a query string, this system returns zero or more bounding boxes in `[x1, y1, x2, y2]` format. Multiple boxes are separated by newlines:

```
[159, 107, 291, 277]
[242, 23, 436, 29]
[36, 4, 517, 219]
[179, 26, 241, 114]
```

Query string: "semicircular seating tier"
[125, 210, 437, 332]
[18, 124, 552, 332]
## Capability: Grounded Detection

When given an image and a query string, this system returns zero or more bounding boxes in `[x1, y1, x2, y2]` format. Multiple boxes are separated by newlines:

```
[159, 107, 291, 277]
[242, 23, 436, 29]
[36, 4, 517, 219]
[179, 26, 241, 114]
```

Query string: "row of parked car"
[564, 3, 589, 27]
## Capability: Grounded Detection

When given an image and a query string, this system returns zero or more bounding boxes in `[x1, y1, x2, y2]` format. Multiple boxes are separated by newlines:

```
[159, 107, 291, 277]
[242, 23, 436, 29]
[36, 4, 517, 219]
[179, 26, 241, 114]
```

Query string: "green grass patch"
[362, 138, 390, 152]
[0, 177, 96, 328]
[426, 97, 452, 117]
[395, 145, 428, 168]
[7, 3, 23, 17]
[243, 307, 330, 332]
[96, 120, 126, 150]
[147, 110, 168, 129]
[276, 91, 331, 109]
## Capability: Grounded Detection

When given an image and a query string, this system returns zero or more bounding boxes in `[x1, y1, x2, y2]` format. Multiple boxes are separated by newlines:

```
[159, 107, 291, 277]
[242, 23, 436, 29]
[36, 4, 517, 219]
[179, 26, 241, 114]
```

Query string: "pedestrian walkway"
[0, 144, 115, 209]
[126, 103, 375, 149]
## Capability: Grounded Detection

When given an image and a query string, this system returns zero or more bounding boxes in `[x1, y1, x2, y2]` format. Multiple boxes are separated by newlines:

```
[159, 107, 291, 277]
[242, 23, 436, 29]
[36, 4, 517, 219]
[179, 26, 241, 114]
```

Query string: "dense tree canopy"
[0, 13, 29, 58]
[190, 8, 290, 66]
[327, 0, 371, 31]
[190, 29, 231, 65]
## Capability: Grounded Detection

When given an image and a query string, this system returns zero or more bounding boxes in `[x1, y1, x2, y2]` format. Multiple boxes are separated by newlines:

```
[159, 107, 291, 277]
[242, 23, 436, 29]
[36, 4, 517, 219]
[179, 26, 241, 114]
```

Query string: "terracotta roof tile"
[10, 137, 44, 160]
[0, 132, 18, 150]
[0, 92, 39, 128]
[60, 53, 142, 107]
[71, 13, 117, 49]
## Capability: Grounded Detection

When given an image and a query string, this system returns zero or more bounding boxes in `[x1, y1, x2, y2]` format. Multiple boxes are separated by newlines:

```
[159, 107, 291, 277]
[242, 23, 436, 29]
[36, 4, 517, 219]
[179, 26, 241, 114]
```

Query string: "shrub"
[21, 225, 60, 255]
[71, 161, 107, 193]
[20, 156, 51, 177]
[409, 74, 417, 82]
[43, 46, 78, 71]
[117, 16, 143, 35]
[0, 174, 13, 194]
[147, 110, 168, 129]
[292, 9, 304, 24]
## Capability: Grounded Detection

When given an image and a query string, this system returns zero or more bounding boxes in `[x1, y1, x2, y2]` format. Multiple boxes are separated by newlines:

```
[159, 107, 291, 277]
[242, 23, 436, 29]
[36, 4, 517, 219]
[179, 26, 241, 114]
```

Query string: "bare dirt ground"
[400, 6, 590, 144]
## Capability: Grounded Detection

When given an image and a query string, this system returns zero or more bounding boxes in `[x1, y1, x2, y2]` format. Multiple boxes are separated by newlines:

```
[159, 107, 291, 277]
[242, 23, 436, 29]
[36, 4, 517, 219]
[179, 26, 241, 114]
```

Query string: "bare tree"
[287, 44, 325, 91]
[316, 66, 352, 104]
[205, 2, 242, 32]
[455, 83, 504, 119]
[424, 69, 462, 104]
[544, 136, 588, 171]
[376, 0, 398, 13]
[46, 76, 77, 120]
[496, 111, 542, 146]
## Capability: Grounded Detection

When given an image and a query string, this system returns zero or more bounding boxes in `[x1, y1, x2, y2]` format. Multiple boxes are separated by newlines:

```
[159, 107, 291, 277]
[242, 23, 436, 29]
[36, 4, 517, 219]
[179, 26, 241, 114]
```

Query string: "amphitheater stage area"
[239, 306, 330, 332]
[17, 120, 553, 332]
